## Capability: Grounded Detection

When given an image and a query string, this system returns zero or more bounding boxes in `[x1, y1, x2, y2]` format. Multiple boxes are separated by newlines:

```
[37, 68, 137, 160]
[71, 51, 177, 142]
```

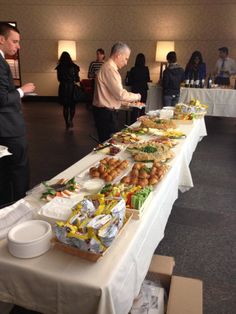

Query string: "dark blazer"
[128, 65, 150, 102]
[0, 53, 25, 137]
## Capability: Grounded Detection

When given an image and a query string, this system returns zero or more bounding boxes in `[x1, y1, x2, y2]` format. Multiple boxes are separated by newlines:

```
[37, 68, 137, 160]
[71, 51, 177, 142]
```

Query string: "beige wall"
[1, 0, 236, 95]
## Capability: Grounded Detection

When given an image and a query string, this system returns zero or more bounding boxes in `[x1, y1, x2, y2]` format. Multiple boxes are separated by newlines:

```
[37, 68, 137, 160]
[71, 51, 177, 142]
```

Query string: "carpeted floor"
[6, 101, 236, 313]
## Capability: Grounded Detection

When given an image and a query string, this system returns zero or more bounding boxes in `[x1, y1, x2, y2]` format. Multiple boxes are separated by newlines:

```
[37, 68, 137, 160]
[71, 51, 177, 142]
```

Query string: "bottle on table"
[190, 76, 194, 88]
[207, 74, 212, 89]
[185, 76, 190, 88]
[195, 75, 200, 88]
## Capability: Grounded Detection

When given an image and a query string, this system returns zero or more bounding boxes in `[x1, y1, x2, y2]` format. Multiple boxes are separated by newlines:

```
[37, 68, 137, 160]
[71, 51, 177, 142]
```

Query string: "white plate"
[8, 220, 52, 258]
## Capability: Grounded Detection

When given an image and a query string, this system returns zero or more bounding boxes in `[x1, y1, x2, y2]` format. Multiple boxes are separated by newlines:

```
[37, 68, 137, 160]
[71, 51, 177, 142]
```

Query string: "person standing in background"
[93, 42, 141, 142]
[128, 53, 150, 123]
[88, 48, 105, 79]
[56, 51, 80, 130]
[185, 50, 206, 84]
[85, 49, 105, 108]
[162, 51, 184, 107]
[215, 47, 236, 86]
[0, 22, 35, 206]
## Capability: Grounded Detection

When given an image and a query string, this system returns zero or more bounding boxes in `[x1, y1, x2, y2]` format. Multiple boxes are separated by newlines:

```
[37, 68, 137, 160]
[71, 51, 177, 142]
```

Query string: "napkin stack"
[0, 200, 35, 240]
[0, 145, 12, 158]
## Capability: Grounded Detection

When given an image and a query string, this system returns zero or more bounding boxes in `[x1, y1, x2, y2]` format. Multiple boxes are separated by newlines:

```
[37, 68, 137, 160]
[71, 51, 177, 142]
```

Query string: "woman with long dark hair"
[128, 53, 150, 123]
[56, 51, 80, 129]
[185, 50, 206, 82]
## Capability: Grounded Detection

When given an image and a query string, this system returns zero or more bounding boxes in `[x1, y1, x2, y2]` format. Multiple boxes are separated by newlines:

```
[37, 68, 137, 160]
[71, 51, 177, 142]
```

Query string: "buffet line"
[0, 101, 207, 314]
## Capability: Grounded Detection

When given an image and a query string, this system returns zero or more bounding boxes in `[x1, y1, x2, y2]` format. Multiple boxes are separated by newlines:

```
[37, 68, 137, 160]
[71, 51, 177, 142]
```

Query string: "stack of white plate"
[8, 220, 52, 258]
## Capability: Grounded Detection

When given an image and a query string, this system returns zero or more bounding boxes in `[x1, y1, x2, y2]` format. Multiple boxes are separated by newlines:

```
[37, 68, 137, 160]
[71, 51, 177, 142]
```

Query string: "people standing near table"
[185, 50, 206, 85]
[127, 53, 150, 123]
[86, 48, 105, 107]
[93, 42, 141, 142]
[0, 22, 36, 206]
[215, 47, 236, 86]
[56, 51, 80, 129]
[162, 51, 184, 107]
[88, 48, 105, 79]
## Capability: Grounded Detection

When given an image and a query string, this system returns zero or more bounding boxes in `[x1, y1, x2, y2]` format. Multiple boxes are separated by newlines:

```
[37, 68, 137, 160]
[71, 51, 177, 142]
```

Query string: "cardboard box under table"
[146, 254, 203, 314]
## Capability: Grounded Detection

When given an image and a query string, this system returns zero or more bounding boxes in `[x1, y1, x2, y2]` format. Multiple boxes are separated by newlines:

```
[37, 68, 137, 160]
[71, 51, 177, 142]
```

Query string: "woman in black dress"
[128, 53, 150, 123]
[56, 52, 80, 129]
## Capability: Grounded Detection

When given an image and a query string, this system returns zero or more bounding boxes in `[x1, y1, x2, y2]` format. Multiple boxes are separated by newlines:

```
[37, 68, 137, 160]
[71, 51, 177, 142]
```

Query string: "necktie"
[220, 60, 225, 77]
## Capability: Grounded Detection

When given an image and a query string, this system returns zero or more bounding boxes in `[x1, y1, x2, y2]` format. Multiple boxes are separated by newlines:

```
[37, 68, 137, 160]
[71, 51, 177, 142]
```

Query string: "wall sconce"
[155, 41, 175, 82]
[58, 40, 76, 61]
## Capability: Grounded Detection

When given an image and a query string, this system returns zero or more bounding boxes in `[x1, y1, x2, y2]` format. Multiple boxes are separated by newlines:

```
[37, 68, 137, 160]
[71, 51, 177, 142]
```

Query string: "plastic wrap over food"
[98, 220, 119, 247]
[54, 195, 126, 253]
[54, 222, 75, 246]
[110, 198, 126, 229]
[80, 199, 96, 217]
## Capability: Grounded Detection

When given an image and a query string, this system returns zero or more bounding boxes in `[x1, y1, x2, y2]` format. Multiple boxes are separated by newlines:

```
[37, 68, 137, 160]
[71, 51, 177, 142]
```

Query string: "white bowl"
[8, 220, 52, 258]
[83, 178, 104, 194]
[162, 106, 175, 110]
[146, 110, 160, 117]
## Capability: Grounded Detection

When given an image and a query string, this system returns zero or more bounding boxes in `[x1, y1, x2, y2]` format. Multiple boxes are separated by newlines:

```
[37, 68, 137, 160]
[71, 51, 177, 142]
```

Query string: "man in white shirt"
[93, 42, 141, 142]
[215, 47, 236, 86]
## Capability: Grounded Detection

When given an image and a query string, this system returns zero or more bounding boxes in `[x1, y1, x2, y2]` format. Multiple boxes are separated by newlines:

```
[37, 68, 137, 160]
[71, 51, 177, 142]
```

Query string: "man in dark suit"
[0, 22, 35, 206]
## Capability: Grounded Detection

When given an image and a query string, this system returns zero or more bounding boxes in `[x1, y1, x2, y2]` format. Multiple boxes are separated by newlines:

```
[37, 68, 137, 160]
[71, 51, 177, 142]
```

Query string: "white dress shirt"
[93, 58, 140, 109]
[215, 57, 236, 78]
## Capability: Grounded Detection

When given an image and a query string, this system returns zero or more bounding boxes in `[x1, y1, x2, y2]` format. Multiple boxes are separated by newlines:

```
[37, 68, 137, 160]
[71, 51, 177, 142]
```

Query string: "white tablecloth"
[0, 119, 207, 314]
[180, 87, 236, 117]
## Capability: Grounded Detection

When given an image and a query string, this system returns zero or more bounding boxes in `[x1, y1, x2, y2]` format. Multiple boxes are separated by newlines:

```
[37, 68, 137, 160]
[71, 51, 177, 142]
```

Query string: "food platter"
[40, 177, 80, 202]
[52, 211, 132, 262]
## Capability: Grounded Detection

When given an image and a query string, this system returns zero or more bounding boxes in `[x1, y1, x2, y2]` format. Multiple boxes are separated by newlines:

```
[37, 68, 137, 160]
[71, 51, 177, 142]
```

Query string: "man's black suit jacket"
[0, 53, 25, 137]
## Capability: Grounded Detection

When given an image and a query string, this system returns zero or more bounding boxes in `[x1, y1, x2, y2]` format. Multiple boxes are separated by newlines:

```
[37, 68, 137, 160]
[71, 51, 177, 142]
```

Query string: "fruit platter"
[174, 98, 208, 120]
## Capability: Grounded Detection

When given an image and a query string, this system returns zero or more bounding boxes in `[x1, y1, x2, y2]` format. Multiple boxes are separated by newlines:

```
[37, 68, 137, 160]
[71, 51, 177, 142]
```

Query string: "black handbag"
[73, 84, 85, 103]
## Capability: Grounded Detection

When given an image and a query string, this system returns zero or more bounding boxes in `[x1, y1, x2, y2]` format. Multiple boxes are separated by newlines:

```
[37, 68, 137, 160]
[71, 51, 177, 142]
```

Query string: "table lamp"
[156, 41, 175, 82]
[58, 40, 76, 61]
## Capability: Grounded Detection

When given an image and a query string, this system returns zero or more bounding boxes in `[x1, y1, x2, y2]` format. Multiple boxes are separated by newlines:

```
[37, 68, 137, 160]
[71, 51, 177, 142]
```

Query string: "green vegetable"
[100, 184, 112, 194]
[140, 146, 157, 153]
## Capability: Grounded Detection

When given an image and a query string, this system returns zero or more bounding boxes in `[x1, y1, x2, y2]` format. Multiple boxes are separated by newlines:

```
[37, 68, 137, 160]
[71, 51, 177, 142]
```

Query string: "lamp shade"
[155, 41, 175, 62]
[58, 40, 76, 61]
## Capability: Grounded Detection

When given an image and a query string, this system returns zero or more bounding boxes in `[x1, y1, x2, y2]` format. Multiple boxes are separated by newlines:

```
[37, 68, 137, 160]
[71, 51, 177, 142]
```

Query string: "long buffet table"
[180, 87, 236, 117]
[0, 119, 207, 314]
